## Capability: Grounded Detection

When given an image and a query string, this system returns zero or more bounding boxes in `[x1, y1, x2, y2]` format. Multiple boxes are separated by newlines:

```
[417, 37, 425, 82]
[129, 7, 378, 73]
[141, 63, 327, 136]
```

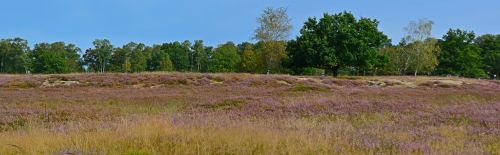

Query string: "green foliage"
[400, 19, 441, 76]
[110, 42, 147, 73]
[287, 11, 390, 76]
[255, 7, 292, 73]
[29, 42, 83, 74]
[239, 43, 261, 73]
[161, 41, 190, 71]
[191, 40, 208, 72]
[378, 46, 404, 75]
[260, 41, 288, 73]
[475, 34, 500, 77]
[201, 99, 246, 110]
[289, 84, 329, 92]
[147, 46, 173, 72]
[208, 42, 241, 72]
[129, 44, 147, 72]
[122, 58, 132, 73]
[0, 38, 29, 73]
[1, 10, 499, 77]
[384, 39, 440, 76]
[84, 39, 113, 73]
[110, 47, 129, 72]
[436, 29, 487, 78]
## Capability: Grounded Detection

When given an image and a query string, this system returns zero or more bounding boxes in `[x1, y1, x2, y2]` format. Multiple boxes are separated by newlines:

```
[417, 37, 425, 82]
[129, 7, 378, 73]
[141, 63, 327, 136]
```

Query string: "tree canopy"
[287, 12, 390, 76]
[30, 42, 82, 74]
[0, 38, 29, 73]
[436, 29, 487, 78]
[475, 34, 500, 77]
[0, 9, 498, 79]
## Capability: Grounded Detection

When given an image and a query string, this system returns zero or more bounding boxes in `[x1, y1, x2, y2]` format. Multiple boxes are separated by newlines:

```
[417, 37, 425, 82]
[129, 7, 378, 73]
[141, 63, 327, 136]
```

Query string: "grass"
[0, 72, 498, 154]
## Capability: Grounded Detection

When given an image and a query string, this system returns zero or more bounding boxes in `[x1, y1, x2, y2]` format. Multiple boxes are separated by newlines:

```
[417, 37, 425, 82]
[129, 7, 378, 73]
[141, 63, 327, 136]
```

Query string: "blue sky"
[0, 0, 499, 50]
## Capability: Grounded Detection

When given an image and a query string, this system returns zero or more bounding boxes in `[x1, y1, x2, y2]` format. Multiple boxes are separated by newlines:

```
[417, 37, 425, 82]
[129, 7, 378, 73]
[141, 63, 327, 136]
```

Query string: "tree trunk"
[327, 66, 341, 77]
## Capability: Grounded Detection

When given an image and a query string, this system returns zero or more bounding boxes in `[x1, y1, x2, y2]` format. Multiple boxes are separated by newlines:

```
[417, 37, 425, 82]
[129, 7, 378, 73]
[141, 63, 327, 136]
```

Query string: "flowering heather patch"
[0, 73, 498, 154]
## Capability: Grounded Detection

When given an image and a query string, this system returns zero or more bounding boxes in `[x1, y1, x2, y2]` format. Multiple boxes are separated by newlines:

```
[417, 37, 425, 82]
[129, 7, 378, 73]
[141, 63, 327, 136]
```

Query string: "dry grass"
[0, 73, 499, 154]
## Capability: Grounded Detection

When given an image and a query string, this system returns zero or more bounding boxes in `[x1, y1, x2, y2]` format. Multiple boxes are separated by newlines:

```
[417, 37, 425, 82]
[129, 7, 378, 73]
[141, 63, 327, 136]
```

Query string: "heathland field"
[0, 73, 499, 154]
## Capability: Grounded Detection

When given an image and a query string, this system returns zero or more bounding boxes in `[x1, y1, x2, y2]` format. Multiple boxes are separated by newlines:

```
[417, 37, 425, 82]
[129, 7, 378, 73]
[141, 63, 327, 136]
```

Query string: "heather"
[0, 73, 498, 154]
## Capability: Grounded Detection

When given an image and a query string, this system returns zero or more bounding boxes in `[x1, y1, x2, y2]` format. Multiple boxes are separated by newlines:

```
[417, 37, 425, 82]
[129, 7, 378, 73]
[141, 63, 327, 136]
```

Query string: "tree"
[378, 46, 401, 75]
[287, 12, 390, 76]
[64, 44, 84, 72]
[161, 41, 190, 71]
[475, 34, 500, 78]
[208, 42, 241, 72]
[110, 47, 129, 72]
[111, 42, 147, 73]
[400, 19, 441, 76]
[148, 46, 173, 72]
[84, 39, 113, 73]
[122, 57, 132, 73]
[201, 46, 214, 72]
[436, 29, 486, 78]
[30, 42, 83, 73]
[254, 7, 292, 73]
[239, 43, 260, 73]
[0, 38, 29, 73]
[192, 40, 207, 72]
[129, 43, 147, 72]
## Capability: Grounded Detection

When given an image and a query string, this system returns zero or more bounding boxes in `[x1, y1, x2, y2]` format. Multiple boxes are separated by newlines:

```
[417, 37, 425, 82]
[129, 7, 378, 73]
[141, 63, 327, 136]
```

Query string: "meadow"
[0, 73, 499, 154]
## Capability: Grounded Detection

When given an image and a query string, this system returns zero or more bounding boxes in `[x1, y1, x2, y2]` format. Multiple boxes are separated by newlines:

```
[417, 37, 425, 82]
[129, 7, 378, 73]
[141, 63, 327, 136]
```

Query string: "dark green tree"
[148, 46, 173, 71]
[475, 34, 500, 78]
[286, 12, 390, 76]
[110, 42, 147, 72]
[161, 41, 190, 71]
[208, 42, 241, 72]
[129, 43, 147, 72]
[436, 29, 486, 78]
[0, 38, 29, 73]
[110, 47, 129, 72]
[30, 42, 82, 73]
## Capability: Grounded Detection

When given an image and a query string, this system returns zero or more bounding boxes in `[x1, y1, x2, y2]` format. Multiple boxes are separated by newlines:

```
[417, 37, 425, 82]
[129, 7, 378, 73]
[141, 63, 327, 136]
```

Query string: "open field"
[0, 73, 499, 154]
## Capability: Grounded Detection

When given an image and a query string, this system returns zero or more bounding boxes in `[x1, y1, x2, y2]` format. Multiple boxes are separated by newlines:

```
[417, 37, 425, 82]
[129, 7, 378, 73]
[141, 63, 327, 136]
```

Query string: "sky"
[0, 0, 499, 50]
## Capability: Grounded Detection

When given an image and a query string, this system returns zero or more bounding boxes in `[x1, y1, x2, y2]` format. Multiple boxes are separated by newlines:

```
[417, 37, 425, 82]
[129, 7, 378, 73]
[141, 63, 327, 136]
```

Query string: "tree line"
[0, 8, 498, 78]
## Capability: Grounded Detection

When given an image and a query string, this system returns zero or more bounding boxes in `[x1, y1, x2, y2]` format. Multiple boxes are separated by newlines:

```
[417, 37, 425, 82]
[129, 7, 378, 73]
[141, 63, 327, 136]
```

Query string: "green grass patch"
[288, 84, 329, 92]
[200, 99, 246, 110]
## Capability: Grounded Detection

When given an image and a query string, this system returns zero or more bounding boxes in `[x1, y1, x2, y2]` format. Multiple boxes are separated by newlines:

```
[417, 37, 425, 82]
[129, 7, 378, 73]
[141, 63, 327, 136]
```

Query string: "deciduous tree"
[436, 29, 486, 78]
[0, 38, 29, 73]
[254, 7, 292, 73]
[30, 42, 82, 73]
[208, 42, 241, 72]
[84, 39, 113, 73]
[287, 12, 390, 76]
[400, 19, 440, 76]
[475, 34, 500, 78]
[161, 41, 190, 71]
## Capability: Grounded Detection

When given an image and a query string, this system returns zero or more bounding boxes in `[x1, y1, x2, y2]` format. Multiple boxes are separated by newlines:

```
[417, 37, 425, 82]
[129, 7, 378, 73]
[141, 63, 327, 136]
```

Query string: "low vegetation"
[0, 73, 498, 154]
